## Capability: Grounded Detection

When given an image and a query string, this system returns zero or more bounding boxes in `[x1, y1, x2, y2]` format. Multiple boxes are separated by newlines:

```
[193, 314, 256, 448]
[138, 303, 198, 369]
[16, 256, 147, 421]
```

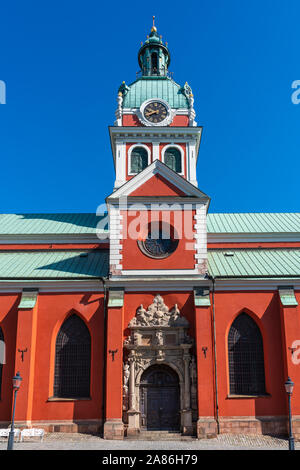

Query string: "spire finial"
[151, 15, 157, 32]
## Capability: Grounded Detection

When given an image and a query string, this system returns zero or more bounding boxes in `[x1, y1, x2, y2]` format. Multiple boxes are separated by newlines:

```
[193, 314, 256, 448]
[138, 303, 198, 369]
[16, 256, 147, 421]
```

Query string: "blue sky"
[0, 0, 299, 214]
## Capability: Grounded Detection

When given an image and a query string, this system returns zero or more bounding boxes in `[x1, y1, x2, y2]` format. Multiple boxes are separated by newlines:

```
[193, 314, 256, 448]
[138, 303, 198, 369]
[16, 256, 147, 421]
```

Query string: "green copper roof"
[206, 213, 300, 233]
[0, 213, 299, 238]
[0, 213, 108, 235]
[208, 249, 300, 278]
[0, 250, 109, 279]
[122, 77, 189, 109]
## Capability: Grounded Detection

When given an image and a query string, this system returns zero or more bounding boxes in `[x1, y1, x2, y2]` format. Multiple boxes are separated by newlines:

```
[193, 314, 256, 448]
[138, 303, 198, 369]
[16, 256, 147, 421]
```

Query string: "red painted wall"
[212, 291, 287, 417]
[121, 209, 196, 270]
[0, 294, 19, 422]
[122, 114, 189, 127]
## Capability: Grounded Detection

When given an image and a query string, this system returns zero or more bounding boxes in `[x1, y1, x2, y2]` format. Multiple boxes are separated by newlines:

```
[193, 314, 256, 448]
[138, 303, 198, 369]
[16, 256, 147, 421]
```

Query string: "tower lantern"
[138, 18, 171, 77]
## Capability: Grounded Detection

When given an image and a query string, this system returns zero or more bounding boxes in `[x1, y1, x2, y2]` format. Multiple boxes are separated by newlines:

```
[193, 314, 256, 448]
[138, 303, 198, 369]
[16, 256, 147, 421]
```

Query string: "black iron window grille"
[228, 313, 266, 395]
[54, 315, 91, 398]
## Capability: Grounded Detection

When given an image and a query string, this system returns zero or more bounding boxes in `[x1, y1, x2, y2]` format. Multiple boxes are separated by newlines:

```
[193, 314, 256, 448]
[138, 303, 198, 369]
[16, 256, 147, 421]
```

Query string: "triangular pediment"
[107, 160, 210, 202]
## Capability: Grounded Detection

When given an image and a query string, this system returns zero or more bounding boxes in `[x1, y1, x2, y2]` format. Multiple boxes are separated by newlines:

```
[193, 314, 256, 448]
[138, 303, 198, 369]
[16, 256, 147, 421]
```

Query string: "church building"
[0, 22, 300, 440]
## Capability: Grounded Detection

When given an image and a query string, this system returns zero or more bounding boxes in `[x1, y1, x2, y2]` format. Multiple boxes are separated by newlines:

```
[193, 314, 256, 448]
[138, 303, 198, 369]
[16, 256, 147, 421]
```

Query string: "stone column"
[128, 355, 135, 410]
[181, 347, 193, 435]
[127, 351, 141, 436]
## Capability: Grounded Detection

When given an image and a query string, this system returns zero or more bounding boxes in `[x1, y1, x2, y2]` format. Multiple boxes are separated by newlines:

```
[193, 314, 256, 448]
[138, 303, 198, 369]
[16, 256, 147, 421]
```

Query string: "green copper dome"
[118, 20, 192, 110]
[122, 77, 189, 109]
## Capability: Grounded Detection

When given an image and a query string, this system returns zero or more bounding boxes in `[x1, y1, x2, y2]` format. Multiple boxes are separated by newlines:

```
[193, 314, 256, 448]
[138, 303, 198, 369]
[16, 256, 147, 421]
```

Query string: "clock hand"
[145, 110, 159, 116]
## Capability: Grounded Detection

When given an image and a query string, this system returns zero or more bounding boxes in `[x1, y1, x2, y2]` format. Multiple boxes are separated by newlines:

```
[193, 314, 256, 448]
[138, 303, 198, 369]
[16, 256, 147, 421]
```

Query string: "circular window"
[138, 226, 179, 259]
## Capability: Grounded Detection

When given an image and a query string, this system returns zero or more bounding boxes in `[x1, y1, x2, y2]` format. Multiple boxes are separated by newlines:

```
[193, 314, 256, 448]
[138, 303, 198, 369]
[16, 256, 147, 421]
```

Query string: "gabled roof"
[107, 159, 210, 202]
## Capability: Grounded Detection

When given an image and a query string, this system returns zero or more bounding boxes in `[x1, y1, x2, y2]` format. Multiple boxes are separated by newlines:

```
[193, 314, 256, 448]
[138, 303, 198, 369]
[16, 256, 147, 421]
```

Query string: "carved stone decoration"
[124, 295, 197, 437]
[123, 363, 130, 392]
[180, 82, 197, 127]
[129, 295, 189, 327]
[122, 362, 130, 422]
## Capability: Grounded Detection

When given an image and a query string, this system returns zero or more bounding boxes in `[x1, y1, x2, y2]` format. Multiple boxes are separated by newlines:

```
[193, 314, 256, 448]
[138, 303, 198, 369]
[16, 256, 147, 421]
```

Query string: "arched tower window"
[228, 313, 266, 395]
[54, 315, 91, 398]
[164, 147, 182, 173]
[151, 52, 158, 75]
[0, 327, 3, 400]
[130, 147, 149, 174]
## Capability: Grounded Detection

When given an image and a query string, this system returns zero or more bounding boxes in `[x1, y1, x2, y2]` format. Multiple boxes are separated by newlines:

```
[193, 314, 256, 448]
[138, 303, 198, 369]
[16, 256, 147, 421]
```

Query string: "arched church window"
[0, 327, 3, 400]
[228, 313, 266, 395]
[164, 147, 182, 173]
[130, 147, 149, 174]
[54, 314, 91, 398]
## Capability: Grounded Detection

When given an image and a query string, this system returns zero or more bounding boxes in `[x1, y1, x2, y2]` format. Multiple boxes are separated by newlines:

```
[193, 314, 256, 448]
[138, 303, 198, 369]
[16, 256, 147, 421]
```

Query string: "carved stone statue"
[154, 331, 163, 346]
[123, 363, 130, 391]
[128, 295, 189, 327]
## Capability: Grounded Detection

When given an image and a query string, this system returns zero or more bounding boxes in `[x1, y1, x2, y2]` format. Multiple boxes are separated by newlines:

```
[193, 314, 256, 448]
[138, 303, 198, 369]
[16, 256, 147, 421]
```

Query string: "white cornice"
[0, 276, 298, 293]
[109, 126, 202, 164]
[107, 159, 210, 201]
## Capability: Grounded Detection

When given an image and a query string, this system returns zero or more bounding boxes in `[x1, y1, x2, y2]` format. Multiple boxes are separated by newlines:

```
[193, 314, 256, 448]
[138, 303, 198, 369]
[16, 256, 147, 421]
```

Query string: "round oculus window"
[138, 228, 178, 259]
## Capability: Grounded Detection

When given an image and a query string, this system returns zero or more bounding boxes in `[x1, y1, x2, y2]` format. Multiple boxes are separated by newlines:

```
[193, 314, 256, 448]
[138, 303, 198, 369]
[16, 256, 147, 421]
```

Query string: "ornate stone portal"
[123, 295, 197, 436]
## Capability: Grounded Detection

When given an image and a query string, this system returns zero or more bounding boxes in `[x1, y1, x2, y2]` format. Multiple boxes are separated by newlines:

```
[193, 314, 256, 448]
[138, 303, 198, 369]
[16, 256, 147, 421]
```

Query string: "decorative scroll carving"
[129, 295, 189, 327]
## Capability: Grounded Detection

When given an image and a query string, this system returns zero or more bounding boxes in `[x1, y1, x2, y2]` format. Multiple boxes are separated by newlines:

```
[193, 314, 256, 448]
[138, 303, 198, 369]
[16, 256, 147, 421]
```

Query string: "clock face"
[138, 229, 178, 259]
[143, 101, 168, 123]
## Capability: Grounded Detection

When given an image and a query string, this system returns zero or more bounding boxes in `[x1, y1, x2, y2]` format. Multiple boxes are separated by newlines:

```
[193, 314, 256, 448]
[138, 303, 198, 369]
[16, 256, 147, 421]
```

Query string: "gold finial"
[151, 15, 157, 32]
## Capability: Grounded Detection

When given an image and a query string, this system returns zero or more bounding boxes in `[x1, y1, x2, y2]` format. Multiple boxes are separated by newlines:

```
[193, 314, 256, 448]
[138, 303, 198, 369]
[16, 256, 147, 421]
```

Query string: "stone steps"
[126, 431, 196, 441]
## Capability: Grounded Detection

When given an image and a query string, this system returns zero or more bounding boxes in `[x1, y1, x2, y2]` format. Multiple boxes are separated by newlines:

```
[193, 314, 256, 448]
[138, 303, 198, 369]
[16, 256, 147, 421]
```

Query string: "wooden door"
[140, 365, 180, 431]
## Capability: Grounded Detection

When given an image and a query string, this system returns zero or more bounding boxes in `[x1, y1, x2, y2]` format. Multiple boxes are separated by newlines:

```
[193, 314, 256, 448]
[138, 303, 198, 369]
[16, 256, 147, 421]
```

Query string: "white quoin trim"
[161, 144, 185, 176]
[128, 144, 151, 176]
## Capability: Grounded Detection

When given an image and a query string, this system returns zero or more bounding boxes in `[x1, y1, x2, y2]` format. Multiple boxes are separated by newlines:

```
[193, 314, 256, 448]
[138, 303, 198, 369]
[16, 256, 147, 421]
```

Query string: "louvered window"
[228, 313, 266, 395]
[164, 148, 182, 173]
[54, 315, 91, 398]
[130, 147, 148, 174]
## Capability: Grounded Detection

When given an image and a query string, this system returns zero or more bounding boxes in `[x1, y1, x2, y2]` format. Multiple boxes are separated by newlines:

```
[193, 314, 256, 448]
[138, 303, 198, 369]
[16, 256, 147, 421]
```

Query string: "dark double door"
[140, 365, 180, 431]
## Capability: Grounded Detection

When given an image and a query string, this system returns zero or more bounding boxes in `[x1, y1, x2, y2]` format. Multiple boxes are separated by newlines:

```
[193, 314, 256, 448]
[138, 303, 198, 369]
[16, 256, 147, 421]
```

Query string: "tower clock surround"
[137, 98, 175, 127]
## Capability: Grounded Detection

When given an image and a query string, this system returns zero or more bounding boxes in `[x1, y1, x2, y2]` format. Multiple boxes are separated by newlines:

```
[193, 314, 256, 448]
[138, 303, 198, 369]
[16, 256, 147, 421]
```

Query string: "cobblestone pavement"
[0, 433, 298, 450]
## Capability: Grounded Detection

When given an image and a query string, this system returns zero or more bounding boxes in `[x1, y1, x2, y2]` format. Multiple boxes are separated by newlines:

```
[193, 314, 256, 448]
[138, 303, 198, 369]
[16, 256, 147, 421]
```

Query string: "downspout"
[207, 274, 220, 434]
[100, 276, 108, 435]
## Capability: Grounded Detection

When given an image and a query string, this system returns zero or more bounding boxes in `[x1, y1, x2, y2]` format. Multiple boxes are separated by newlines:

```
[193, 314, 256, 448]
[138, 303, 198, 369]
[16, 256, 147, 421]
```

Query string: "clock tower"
[107, 21, 210, 279]
[104, 21, 211, 439]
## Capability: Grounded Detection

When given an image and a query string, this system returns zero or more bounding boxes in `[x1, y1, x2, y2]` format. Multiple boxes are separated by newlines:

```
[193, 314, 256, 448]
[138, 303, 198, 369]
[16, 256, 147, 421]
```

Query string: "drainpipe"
[206, 274, 220, 434]
[100, 277, 108, 435]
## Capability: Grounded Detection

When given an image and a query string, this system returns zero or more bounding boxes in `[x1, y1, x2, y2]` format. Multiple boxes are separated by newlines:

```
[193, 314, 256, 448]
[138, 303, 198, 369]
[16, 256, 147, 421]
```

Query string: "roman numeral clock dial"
[143, 101, 168, 123]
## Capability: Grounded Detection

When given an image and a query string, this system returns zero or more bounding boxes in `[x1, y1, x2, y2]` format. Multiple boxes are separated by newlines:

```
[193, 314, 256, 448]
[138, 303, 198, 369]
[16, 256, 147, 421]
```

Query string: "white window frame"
[128, 144, 151, 175]
[161, 144, 185, 176]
